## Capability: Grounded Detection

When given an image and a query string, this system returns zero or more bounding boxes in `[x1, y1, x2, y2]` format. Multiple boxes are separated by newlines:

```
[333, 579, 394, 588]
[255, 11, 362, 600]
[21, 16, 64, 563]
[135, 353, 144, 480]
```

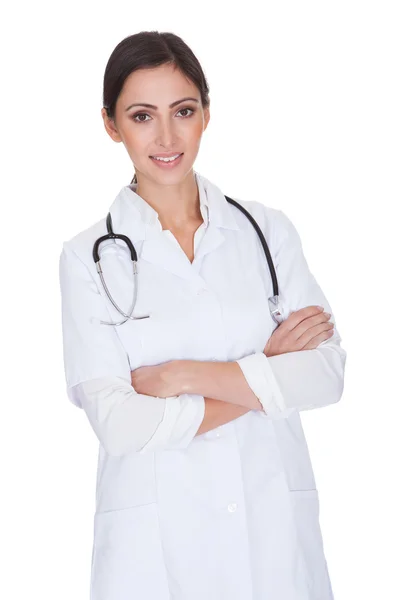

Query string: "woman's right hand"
[263, 305, 334, 358]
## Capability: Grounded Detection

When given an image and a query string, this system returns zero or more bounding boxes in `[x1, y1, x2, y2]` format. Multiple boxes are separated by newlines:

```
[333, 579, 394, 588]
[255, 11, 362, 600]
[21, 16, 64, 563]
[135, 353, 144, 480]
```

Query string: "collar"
[107, 170, 240, 243]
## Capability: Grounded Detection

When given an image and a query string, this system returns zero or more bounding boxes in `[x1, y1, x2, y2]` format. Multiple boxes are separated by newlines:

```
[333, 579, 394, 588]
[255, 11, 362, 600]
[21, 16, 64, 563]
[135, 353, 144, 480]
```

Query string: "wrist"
[170, 360, 200, 395]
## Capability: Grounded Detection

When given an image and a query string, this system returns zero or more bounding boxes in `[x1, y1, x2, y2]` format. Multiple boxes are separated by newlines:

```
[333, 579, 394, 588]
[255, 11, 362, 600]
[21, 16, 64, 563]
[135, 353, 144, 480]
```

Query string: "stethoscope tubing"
[93, 195, 283, 327]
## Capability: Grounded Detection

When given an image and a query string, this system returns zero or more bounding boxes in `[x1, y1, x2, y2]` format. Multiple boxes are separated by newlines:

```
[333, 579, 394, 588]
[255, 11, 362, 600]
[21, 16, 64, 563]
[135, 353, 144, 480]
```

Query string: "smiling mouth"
[149, 153, 183, 163]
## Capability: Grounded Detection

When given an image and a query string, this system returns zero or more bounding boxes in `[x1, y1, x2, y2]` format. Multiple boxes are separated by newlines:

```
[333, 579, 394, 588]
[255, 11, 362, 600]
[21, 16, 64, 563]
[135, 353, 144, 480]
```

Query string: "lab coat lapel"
[191, 222, 226, 269]
[139, 219, 227, 281]
[107, 171, 240, 283]
[190, 173, 241, 269]
[140, 230, 197, 281]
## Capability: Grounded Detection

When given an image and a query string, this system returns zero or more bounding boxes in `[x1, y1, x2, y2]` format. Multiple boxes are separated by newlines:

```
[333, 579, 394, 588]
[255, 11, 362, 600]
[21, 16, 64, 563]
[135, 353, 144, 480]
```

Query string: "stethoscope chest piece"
[268, 295, 284, 326]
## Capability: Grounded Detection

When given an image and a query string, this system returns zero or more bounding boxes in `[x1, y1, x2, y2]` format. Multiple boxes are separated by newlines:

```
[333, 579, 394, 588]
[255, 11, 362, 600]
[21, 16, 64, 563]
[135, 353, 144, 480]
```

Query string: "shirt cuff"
[138, 394, 206, 453]
[235, 352, 286, 417]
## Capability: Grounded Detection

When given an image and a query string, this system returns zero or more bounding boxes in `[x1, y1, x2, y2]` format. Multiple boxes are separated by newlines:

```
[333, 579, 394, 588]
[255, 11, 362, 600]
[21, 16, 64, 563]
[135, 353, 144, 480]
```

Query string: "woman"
[59, 31, 346, 600]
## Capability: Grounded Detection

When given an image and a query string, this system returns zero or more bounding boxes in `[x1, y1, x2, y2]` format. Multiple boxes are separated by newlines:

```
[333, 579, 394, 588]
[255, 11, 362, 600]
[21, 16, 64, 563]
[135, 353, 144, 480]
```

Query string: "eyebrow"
[125, 97, 200, 112]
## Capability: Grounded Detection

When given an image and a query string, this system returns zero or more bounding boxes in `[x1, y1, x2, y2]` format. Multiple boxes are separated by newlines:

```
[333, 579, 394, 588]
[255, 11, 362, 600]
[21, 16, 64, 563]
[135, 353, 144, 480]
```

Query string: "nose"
[156, 117, 177, 149]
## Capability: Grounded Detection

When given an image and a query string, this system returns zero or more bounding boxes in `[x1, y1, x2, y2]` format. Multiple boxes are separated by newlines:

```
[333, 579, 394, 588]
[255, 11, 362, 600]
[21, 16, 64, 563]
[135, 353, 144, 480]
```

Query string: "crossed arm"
[130, 326, 346, 445]
[75, 357, 264, 457]
[130, 359, 265, 437]
[129, 310, 347, 439]
[77, 335, 345, 457]
[183, 360, 264, 436]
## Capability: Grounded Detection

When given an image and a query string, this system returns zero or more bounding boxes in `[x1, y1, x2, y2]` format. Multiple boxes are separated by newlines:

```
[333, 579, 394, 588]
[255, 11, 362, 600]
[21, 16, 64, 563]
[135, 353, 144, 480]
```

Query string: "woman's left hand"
[131, 361, 183, 398]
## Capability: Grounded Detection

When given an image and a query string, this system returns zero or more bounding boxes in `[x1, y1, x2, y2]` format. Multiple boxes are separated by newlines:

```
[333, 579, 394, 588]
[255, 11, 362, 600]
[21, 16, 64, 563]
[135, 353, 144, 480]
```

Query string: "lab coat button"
[228, 503, 237, 512]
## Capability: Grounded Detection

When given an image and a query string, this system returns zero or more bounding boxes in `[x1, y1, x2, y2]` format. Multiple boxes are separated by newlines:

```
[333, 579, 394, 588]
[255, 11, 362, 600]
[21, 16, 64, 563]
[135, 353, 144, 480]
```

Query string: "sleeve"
[235, 209, 347, 419]
[59, 242, 205, 455]
[74, 376, 205, 456]
[58, 241, 132, 405]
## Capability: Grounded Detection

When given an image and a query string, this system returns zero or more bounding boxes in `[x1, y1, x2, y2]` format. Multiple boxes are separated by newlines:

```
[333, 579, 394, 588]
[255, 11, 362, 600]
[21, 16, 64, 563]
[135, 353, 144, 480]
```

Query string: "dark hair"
[102, 31, 210, 184]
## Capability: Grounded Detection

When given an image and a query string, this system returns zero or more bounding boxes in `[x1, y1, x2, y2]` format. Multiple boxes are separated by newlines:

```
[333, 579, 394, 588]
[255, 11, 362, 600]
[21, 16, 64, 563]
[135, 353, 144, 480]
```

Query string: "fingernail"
[317, 306, 324, 311]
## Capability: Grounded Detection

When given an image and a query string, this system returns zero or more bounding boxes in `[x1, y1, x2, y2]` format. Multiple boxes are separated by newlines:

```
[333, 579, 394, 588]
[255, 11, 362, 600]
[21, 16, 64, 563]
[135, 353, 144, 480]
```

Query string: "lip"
[149, 152, 184, 169]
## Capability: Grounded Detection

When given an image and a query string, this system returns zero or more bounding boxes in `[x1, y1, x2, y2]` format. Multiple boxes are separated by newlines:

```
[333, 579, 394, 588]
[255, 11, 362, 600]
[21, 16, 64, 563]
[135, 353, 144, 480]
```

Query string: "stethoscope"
[92, 195, 283, 327]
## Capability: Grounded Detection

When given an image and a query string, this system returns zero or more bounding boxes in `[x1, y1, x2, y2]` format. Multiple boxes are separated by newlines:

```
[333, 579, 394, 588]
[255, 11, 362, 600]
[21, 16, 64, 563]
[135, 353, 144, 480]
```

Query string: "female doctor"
[58, 31, 346, 600]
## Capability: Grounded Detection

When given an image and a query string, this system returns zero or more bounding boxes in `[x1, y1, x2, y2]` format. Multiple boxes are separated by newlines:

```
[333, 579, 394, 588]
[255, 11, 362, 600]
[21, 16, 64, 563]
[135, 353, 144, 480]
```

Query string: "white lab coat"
[59, 171, 346, 600]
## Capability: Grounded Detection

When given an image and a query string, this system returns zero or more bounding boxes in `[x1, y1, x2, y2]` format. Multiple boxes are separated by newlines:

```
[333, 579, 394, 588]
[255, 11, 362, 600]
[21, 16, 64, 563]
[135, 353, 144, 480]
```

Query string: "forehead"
[119, 64, 199, 107]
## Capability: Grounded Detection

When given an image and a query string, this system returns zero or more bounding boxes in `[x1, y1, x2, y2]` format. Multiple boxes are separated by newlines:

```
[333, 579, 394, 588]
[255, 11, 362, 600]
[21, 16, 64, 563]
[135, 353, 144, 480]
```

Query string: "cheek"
[183, 120, 204, 150]
[121, 126, 149, 160]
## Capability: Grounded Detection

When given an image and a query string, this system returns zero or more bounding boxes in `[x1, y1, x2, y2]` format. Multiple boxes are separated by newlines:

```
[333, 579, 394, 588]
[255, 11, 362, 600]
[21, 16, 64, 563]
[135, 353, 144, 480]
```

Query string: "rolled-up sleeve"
[73, 377, 205, 457]
[59, 242, 205, 456]
[236, 208, 346, 418]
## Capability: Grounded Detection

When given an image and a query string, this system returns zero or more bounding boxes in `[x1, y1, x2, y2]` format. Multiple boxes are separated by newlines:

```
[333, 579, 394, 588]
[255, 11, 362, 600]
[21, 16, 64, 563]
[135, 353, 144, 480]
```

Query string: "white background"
[2, 1, 399, 598]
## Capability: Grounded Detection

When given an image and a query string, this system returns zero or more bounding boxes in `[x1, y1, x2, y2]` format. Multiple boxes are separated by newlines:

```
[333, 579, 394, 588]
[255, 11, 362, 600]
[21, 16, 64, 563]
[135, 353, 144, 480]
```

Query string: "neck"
[136, 170, 202, 230]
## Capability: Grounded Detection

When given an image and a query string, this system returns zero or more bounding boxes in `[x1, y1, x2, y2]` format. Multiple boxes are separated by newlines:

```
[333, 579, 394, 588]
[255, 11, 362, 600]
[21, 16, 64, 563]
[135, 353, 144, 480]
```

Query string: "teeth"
[152, 154, 181, 162]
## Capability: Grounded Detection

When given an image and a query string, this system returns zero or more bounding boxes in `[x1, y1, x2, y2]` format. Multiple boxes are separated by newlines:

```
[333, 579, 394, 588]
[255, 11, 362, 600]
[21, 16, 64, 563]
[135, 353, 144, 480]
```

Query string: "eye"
[131, 107, 196, 123]
[177, 107, 195, 118]
[132, 112, 151, 123]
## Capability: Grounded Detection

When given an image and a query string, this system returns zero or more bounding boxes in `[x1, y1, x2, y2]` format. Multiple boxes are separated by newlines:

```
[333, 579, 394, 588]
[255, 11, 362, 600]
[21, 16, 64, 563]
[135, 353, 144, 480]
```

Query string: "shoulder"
[228, 197, 296, 246]
[59, 216, 107, 267]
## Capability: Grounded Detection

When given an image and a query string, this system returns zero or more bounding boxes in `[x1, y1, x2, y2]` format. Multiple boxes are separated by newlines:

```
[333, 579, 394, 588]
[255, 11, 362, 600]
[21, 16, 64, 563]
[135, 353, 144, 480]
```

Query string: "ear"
[101, 107, 122, 143]
[203, 105, 211, 131]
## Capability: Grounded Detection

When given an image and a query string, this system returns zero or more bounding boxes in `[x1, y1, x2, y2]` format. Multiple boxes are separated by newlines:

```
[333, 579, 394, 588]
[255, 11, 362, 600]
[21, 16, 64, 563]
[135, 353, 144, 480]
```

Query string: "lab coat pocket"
[289, 489, 333, 598]
[91, 503, 170, 599]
